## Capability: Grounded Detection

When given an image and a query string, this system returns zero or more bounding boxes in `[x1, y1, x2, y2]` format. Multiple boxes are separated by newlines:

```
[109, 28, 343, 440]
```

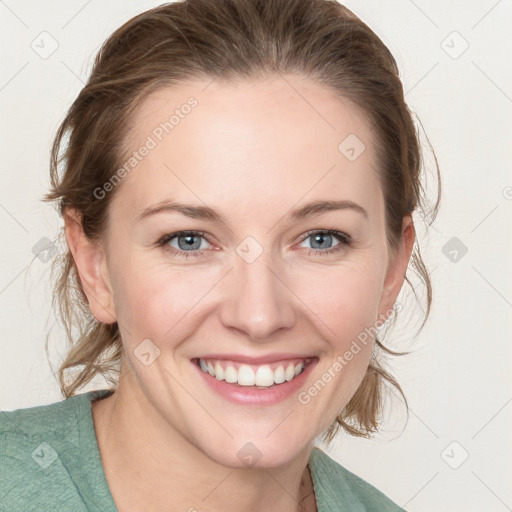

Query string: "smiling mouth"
[193, 357, 315, 388]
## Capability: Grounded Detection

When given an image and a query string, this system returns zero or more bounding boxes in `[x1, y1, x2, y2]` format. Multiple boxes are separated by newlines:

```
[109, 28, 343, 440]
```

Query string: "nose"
[219, 249, 296, 342]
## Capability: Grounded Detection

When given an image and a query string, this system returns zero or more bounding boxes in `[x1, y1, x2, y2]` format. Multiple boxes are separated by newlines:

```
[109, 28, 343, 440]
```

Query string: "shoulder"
[309, 447, 406, 512]
[1, 392, 83, 433]
[0, 390, 113, 512]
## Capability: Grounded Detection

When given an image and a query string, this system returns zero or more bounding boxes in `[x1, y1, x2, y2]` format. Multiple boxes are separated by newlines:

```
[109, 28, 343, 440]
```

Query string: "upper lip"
[194, 353, 317, 365]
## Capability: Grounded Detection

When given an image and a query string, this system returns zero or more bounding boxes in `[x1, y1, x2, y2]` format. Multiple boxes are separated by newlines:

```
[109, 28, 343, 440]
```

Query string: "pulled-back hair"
[43, 0, 440, 444]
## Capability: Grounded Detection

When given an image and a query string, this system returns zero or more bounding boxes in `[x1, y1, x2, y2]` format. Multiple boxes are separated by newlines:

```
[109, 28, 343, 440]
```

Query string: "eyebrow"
[136, 199, 368, 223]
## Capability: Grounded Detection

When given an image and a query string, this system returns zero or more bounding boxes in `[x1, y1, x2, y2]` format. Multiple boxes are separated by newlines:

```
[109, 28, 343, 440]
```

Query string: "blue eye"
[158, 231, 210, 258]
[299, 230, 351, 256]
[157, 229, 351, 258]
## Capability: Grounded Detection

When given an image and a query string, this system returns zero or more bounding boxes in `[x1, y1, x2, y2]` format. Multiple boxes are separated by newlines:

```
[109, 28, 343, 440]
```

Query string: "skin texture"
[65, 74, 415, 512]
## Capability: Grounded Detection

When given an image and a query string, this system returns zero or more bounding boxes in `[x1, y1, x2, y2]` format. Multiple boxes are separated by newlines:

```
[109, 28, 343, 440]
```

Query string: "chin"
[193, 427, 313, 470]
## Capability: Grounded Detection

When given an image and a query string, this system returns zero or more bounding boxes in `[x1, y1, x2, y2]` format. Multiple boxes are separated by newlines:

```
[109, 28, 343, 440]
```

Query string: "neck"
[92, 370, 317, 512]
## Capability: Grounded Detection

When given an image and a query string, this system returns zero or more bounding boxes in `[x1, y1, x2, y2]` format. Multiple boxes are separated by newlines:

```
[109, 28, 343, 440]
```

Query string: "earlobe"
[64, 208, 117, 324]
[378, 216, 415, 321]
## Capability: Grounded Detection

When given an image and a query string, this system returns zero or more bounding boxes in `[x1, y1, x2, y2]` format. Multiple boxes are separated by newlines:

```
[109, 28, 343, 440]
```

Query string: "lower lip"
[193, 358, 318, 405]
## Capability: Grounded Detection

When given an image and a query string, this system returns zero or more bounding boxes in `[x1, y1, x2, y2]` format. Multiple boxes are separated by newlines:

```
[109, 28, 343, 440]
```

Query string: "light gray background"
[1, 1, 511, 511]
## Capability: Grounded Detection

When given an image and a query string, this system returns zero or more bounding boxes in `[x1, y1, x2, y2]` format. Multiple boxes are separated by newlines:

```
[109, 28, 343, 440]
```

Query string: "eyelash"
[157, 229, 352, 259]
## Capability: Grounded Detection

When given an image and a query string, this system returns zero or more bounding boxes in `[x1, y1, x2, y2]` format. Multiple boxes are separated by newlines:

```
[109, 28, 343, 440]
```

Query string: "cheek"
[294, 261, 383, 346]
[111, 258, 220, 342]
[293, 263, 381, 407]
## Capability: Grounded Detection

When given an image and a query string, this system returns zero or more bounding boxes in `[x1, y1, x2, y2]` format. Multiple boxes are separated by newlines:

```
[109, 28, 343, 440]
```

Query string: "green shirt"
[0, 389, 406, 511]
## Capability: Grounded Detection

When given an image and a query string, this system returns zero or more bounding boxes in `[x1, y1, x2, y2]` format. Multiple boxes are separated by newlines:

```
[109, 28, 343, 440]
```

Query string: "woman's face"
[87, 74, 413, 467]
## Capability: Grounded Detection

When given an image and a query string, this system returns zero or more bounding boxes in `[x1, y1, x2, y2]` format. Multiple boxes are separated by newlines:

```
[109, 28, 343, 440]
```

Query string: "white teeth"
[237, 365, 255, 386]
[224, 365, 237, 383]
[197, 358, 309, 387]
[214, 362, 224, 381]
[273, 365, 285, 384]
[255, 365, 274, 387]
[285, 363, 295, 381]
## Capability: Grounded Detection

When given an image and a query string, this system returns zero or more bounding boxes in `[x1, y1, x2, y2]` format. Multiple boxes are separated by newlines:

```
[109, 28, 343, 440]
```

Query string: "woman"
[0, 0, 440, 510]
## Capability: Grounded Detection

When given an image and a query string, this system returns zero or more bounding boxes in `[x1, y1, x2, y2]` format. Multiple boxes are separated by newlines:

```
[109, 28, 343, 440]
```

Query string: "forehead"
[112, 74, 381, 222]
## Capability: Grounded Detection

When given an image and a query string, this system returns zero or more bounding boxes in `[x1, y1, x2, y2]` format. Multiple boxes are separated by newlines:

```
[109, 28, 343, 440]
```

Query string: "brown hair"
[43, 0, 440, 443]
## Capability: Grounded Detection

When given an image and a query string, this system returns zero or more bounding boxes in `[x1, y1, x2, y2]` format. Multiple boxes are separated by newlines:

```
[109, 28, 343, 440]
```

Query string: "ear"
[377, 215, 415, 321]
[64, 208, 117, 324]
